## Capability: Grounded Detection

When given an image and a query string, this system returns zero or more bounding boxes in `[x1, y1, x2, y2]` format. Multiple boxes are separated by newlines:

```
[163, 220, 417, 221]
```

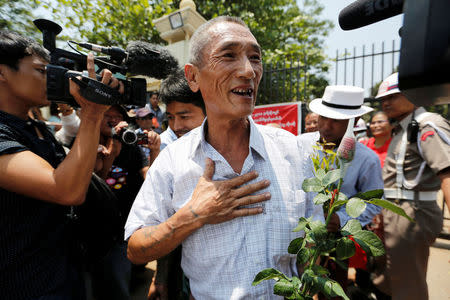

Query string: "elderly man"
[125, 16, 321, 299]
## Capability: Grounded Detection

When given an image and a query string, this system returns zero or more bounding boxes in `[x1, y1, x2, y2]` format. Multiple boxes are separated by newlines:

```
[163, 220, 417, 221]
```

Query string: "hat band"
[322, 100, 361, 110]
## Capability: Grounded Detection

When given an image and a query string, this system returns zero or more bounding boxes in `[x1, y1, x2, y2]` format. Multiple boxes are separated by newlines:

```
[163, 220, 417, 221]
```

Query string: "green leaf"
[313, 193, 330, 205]
[341, 219, 362, 236]
[346, 197, 367, 218]
[322, 169, 341, 186]
[252, 268, 285, 286]
[315, 277, 350, 300]
[367, 199, 414, 222]
[302, 177, 323, 192]
[273, 279, 294, 297]
[353, 231, 385, 257]
[309, 221, 328, 242]
[315, 168, 326, 180]
[293, 217, 310, 232]
[296, 247, 311, 265]
[353, 189, 384, 200]
[288, 237, 304, 254]
[337, 192, 348, 201]
[330, 200, 347, 213]
[336, 237, 356, 260]
[273, 279, 295, 297]
[311, 265, 330, 276]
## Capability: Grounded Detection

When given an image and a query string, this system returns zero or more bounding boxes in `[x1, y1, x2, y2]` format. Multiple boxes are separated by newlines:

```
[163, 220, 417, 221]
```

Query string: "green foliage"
[0, 0, 41, 39]
[253, 143, 413, 299]
[40, 0, 332, 103]
[43, 0, 176, 47]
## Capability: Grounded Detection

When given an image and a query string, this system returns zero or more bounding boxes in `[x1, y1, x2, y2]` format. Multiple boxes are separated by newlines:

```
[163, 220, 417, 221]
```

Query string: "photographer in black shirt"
[0, 31, 121, 300]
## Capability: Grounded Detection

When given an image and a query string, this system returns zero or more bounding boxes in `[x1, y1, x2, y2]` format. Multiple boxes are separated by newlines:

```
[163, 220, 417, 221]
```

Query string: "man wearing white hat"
[298, 85, 384, 295]
[372, 73, 450, 300]
[299, 85, 383, 229]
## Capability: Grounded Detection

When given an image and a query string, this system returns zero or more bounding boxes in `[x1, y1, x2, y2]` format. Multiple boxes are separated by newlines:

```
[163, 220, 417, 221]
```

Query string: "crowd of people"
[0, 14, 449, 300]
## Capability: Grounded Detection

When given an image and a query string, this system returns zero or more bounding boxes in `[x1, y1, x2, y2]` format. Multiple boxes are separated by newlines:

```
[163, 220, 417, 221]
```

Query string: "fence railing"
[334, 40, 400, 92]
[257, 57, 308, 106]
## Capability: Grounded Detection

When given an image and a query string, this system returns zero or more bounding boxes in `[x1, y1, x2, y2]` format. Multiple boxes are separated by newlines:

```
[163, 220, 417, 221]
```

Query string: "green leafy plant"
[253, 142, 413, 300]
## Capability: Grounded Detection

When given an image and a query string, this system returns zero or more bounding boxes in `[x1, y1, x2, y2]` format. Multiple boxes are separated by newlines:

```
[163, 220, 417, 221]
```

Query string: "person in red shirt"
[361, 111, 393, 168]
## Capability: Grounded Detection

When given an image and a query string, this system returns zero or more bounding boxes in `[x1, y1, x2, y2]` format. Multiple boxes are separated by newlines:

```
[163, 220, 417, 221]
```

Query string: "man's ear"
[0, 65, 8, 82]
[185, 64, 200, 93]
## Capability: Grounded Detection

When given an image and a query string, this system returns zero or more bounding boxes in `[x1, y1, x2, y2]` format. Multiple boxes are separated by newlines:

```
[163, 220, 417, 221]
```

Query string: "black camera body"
[34, 19, 146, 107]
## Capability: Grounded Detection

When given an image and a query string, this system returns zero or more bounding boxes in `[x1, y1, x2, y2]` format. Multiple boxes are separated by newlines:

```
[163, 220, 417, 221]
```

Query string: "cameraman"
[91, 104, 160, 300]
[0, 31, 120, 299]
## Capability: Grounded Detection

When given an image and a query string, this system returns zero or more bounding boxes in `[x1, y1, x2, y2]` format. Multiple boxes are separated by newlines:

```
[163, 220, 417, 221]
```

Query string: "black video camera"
[34, 19, 147, 107]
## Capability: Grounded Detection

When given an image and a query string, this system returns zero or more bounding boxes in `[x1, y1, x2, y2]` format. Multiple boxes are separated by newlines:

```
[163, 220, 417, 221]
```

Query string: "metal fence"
[257, 57, 308, 106]
[334, 40, 400, 93]
[334, 41, 449, 119]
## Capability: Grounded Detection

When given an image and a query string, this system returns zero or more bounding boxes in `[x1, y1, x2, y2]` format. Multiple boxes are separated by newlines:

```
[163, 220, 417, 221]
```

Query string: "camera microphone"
[72, 41, 128, 61]
[125, 41, 180, 80]
[338, 0, 404, 31]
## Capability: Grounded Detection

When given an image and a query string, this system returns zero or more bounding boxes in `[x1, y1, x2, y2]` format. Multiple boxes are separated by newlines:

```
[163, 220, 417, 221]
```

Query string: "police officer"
[373, 73, 450, 300]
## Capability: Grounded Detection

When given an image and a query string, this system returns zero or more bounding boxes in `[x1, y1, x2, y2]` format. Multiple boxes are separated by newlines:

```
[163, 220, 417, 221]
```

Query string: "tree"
[8, 0, 332, 103]
[43, 0, 177, 46]
[0, 0, 41, 39]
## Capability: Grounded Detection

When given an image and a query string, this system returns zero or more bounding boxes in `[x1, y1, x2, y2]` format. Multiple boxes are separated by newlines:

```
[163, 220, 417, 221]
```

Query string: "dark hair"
[0, 30, 50, 70]
[370, 111, 391, 123]
[149, 91, 159, 98]
[159, 69, 205, 114]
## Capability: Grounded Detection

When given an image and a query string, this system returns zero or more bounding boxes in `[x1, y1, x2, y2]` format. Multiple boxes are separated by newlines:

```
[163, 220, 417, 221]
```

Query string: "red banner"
[252, 102, 302, 135]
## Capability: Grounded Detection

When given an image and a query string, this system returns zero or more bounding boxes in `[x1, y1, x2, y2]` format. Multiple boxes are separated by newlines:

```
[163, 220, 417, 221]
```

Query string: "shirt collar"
[167, 126, 178, 140]
[398, 106, 426, 130]
[188, 116, 268, 161]
[0, 110, 36, 130]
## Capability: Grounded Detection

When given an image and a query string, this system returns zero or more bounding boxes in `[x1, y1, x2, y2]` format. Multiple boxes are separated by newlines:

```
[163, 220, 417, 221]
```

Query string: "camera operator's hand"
[57, 104, 74, 116]
[112, 121, 128, 135]
[140, 130, 161, 169]
[144, 130, 161, 152]
[69, 52, 124, 118]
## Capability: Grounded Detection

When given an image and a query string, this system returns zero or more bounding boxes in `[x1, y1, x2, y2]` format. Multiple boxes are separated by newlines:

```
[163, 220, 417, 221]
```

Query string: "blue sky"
[304, 0, 403, 92]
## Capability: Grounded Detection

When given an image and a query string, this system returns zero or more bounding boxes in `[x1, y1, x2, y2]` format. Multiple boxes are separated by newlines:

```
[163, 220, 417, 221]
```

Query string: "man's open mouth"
[231, 88, 253, 97]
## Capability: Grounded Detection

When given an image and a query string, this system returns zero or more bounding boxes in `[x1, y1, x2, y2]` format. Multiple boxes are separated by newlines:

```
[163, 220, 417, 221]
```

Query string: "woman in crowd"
[361, 111, 393, 168]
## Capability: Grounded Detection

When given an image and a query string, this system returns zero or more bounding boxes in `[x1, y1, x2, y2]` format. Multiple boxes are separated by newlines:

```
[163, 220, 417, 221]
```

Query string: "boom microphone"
[72, 41, 128, 61]
[125, 41, 180, 80]
[339, 0, 404, 31]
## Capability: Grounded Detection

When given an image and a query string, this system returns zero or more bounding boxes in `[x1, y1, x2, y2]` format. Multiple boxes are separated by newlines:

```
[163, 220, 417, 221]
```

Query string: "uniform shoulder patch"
[421, 130, 435, 141]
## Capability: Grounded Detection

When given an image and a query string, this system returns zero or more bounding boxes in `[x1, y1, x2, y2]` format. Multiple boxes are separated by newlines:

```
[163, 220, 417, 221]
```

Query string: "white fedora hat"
[309, 85, 373, 120]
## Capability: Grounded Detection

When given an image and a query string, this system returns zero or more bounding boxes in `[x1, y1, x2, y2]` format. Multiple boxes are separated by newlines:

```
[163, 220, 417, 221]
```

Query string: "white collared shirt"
[125, 117, 323, 300]
[159, 126, 178, 150]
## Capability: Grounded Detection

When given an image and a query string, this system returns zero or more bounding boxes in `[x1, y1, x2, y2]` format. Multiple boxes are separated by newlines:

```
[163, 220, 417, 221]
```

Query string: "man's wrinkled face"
[0, 54, 49, 107]
[318, 116, 349, 145]
[166, 101, 205, 138]
[194, 22, 263, 121]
